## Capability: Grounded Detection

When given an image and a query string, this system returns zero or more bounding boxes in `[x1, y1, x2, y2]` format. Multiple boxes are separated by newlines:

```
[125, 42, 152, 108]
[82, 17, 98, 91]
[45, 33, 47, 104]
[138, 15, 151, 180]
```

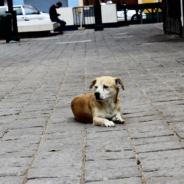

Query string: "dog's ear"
[89, 79, 97, 89]
[115, 77, 125, 90]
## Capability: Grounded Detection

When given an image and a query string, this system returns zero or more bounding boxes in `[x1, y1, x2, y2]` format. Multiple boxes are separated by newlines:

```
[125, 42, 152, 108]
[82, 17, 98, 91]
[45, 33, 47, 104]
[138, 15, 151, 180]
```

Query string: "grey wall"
[24, 0, 68, 13]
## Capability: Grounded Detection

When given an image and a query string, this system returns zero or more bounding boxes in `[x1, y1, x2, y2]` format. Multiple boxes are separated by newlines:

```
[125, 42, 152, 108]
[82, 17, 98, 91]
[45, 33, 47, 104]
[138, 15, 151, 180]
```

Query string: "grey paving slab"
[25, 178, 80, 184]
[0, 176, 24, 184]
[88, 177, 142, 184]
[85, 167, 141, 183]
[86, 151, 136, 161]
[144, 167, 184, 183]
[1, 24, 184, 184]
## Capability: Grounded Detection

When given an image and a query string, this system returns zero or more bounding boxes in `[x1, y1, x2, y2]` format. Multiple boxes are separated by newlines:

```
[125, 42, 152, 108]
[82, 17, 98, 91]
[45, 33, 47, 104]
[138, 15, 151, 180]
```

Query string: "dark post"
[7, 0, 20, 41]
[123, 5, 128, 25]
[140, 9, 143, 24]
[94, 0, 103, 31]
[0, 0, 4, 6]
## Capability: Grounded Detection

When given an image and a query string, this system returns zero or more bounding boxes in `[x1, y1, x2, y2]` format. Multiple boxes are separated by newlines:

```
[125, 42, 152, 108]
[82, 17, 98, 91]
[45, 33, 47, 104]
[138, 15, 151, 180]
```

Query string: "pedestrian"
[49, 2, 66, 34]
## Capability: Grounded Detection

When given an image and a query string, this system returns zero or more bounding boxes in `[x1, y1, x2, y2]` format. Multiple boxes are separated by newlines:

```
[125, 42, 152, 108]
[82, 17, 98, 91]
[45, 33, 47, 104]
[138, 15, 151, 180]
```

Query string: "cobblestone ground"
[1, 23, 184, 184]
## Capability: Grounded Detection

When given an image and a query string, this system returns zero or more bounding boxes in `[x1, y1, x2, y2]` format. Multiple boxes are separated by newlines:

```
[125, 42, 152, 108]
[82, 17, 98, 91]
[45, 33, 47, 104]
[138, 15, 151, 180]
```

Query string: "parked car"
[0, 5, 50, 21]
[117, 9, 146, 21]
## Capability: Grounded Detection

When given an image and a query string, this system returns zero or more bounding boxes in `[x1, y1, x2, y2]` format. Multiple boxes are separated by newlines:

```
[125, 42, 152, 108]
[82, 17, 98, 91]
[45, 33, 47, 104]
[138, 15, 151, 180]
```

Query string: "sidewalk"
[0, 23, 184, 184]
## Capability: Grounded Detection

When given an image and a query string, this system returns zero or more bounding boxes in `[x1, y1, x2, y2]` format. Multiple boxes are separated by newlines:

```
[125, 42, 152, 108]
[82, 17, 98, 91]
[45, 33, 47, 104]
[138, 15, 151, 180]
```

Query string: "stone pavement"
[0, 23, 184, 184]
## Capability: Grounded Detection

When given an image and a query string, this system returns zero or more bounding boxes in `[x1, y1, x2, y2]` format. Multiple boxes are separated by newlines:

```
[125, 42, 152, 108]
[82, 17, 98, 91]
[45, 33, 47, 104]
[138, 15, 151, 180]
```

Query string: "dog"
[71, 76, 125, 127]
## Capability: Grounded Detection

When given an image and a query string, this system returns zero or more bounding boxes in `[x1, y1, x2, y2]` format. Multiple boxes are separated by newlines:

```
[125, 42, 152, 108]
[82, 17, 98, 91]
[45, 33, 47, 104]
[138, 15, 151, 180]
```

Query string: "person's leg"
[55, 18, 66, 33]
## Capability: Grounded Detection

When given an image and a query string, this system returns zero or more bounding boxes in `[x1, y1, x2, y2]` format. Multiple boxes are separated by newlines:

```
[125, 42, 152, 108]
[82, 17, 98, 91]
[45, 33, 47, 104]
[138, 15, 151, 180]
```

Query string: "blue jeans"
[52, 18, 66, 32]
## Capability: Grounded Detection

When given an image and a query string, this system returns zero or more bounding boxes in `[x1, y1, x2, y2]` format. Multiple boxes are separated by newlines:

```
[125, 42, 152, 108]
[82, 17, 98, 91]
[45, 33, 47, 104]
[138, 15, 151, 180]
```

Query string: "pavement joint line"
[97, 31, 146, 184]
[80, 124, 87, 184]
[124, 121, 146, 184]
[22, 33, 81, 184]
[81, 35, 89, 184]
[56, 40, 91, 44]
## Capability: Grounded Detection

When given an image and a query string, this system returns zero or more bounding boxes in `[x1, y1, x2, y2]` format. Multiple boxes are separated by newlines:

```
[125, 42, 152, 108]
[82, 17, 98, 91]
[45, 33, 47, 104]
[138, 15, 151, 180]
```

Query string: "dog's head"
[89, 76, 124, 101]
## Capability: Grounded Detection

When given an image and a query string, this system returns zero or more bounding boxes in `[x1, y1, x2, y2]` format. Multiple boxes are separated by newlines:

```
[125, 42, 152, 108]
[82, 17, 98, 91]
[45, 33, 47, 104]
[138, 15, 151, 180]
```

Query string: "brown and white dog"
[71, 76, 125, 127]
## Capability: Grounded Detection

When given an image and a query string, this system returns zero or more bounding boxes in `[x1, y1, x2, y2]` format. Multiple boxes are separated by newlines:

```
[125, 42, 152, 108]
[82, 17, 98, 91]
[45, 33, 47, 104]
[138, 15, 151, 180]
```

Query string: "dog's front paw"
[103, 120, 115, 127]
[112, 115, 124, 124]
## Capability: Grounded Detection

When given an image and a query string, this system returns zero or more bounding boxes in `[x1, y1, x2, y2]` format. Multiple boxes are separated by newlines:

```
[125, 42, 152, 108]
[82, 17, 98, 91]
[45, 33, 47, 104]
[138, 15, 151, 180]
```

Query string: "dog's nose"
[95, 92, 100, 99]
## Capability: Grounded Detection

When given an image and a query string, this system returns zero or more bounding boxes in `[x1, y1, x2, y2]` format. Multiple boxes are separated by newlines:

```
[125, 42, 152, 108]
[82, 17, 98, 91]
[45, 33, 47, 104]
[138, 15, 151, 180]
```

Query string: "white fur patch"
[103, 120, 115, 127]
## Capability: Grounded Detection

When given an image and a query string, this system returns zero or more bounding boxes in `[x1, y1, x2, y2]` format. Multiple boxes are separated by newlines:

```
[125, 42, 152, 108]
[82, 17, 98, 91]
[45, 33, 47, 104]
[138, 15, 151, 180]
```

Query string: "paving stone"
[133, 136, 179, 146]
[0, 140, 39, 156]
[86, 151, 135, 161]
[25, 178, 80, 184]
[85, 159, 138, 170]
[31, 151, 82, 168]
[88, 177, 142, 184]
[153, 178, 184, 184]
[86, 138, 133, 152]
[129, 129, 174, 139]
[0, 158, 32, 167]
[128, 121, 169, 133]
[27, 167, 81, 180]
[135, 141, 184, 153]
[10, 119, 47, 129]
[144, 167, 184, 183]
[138, 149, 184, 161]
[0, 167, 27, 177]
[141, 157, 184, 172]
[177, 131, 184, 138]
[85, 166, 141, 183]
[0, 176, 24, 184]
[87, 129, 129, 140]
[125, 115, 163, 123]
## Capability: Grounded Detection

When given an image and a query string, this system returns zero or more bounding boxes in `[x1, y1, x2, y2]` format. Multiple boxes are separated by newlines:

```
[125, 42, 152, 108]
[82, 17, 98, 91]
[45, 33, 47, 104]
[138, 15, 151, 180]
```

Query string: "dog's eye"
[95, 86, 98, 89]
[104, 85, 109, 89]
